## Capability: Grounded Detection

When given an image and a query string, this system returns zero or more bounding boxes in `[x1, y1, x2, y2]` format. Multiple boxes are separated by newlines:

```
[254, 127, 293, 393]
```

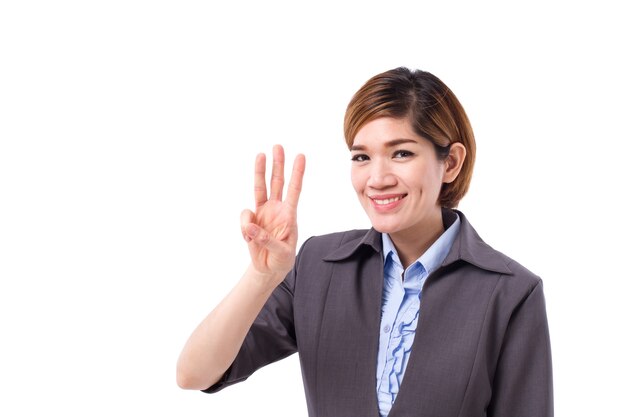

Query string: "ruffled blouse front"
[376, 218, 460, 417]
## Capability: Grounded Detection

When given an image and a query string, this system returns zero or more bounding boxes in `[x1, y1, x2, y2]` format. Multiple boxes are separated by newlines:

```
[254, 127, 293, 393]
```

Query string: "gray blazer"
[205, 209, 553, 417]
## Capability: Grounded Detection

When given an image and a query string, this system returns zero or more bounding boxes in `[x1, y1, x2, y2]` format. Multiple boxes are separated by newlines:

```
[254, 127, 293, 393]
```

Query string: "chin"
[368, 219, 405, 235]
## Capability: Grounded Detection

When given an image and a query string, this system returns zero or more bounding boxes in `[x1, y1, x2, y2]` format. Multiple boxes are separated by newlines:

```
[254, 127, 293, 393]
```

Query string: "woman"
[177, 67, 553, 417]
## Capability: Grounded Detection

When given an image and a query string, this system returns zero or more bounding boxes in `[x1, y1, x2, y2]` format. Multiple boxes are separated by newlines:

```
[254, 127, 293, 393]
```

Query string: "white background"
[1, 1, 624, 416]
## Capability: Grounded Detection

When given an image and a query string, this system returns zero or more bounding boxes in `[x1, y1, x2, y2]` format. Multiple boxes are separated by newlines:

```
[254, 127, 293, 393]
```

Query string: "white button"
[383, 324, 391, 333]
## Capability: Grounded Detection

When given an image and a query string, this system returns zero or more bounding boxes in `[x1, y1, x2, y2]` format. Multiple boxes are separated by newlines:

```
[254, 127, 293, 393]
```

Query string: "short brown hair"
[344, 67, 476, 208]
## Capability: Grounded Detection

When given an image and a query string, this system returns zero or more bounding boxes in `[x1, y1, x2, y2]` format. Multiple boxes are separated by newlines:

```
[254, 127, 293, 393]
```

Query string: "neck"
[389, 209, 445, 269]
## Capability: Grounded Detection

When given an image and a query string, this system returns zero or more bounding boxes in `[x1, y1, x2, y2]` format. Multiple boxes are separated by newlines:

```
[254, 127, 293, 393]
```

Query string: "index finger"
[285, 153, 306, 208]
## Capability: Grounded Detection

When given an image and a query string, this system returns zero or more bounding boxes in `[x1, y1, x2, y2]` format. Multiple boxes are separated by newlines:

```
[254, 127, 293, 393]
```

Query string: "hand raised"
[240, 145, 305, 283]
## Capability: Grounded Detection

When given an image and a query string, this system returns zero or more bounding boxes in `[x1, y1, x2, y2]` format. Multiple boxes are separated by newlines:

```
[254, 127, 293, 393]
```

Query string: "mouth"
[369, 194, 407, 207]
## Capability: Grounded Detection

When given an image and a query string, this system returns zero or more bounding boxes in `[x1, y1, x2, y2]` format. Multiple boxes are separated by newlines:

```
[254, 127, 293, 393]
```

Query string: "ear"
[442, 143, 466, 184]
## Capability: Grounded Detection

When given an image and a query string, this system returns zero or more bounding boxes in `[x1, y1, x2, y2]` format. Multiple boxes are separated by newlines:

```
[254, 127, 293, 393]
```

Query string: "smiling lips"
[369, 194, 407, 211]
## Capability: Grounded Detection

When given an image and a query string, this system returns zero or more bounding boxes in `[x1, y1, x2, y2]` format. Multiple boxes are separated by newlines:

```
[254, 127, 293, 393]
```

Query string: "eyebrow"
[350, 138, 419, 151]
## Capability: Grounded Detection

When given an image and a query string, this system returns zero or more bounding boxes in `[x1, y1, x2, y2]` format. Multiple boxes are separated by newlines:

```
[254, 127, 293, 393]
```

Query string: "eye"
[351, 154, 369, 162]
[392, 150, 414, 159]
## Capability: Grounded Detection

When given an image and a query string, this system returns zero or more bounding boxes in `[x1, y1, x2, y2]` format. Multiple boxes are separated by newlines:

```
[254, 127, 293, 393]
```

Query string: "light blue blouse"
[376, 215, 460, 417]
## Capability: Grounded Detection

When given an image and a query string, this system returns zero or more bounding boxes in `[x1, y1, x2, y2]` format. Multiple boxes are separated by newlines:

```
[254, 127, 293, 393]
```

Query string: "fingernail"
[247, 225, 258, 237]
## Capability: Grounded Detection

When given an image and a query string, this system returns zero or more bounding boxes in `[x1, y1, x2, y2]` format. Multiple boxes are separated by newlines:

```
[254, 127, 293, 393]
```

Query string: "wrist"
[241, 264, 286, 295]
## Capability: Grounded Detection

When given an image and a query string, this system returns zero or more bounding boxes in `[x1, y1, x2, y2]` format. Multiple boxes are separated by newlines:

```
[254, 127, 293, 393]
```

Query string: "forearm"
[176, 265, 283, 390]
[177, 145, 304, 391]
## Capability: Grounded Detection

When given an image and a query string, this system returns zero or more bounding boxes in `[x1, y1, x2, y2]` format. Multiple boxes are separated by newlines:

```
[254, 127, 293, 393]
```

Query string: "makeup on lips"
[369, 194, 407, 211]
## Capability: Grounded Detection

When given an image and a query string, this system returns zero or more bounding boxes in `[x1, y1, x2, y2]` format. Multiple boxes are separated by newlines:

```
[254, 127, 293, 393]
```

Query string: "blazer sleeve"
[202, 258, 299, 393]
[487, 279, 554, 417]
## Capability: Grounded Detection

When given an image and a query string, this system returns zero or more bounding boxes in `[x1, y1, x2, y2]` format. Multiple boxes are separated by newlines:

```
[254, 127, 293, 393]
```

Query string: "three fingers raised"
[254, 145, 305, 208]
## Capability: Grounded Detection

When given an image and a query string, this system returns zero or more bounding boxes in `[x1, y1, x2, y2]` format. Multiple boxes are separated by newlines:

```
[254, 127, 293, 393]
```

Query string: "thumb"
[244, 223, 269, 245]
[245, 223, 289, 255]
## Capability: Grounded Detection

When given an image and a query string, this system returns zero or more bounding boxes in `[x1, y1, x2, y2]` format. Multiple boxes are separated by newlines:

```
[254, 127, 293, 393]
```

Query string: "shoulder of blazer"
[295, 228, 382, 263]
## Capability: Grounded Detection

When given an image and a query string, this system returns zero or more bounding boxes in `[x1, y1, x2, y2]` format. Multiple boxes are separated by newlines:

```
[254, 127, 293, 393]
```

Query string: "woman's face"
[350, 117, 447, 238]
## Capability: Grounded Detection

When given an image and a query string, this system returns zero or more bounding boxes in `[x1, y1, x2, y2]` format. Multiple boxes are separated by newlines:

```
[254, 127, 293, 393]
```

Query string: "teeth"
[373, 196, 401, 205]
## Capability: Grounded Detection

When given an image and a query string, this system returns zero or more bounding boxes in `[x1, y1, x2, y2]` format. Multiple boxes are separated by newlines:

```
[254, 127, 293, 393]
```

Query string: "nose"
[366, 160, 397, 189]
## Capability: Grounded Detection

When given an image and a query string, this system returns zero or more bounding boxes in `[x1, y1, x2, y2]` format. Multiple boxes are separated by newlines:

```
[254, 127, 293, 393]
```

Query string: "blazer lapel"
[387, 209, 514, 417]
[318, 232, 384, 417]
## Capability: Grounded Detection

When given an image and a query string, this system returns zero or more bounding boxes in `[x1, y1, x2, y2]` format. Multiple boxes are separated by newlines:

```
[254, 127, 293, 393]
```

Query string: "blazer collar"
[323, 208, 513, 275]
[442, 209, 513, 274]
[322, 228, 382, 261]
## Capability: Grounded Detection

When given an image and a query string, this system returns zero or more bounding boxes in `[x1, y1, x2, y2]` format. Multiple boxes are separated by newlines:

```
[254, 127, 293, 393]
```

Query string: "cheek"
[404, 165, 443, 196]
[423, 165, 446, 197]
[350, 169, 364, 191]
